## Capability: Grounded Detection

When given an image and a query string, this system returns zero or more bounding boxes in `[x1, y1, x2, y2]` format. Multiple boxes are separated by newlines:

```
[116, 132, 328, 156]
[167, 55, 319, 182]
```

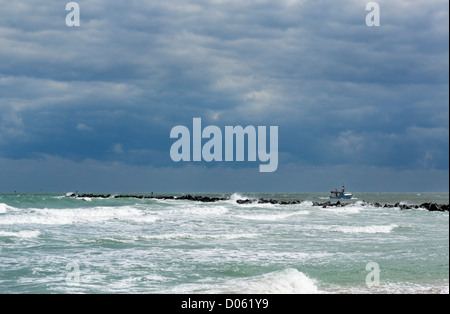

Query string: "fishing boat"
[330, 186, 353, 199]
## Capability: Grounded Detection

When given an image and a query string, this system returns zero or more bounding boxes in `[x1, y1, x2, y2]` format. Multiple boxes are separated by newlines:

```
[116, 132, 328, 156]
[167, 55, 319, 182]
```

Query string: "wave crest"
[0, 203, 18, 213]
[0, 230, 40, 239]
[236, 268, 321, 294]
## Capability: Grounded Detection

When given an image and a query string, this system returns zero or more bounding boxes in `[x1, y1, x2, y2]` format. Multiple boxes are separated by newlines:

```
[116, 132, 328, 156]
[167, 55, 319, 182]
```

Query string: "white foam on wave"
[0, 203, 18, 213]
[152, 198, 176, 205]
[78, 236, 134, 244]
[299, 200, 314, 207]
[235, 211, 308, 221]
[234, 268, 321, 294]
[0, 206, 158, 225]
[320, 206, 362, 214]
[335, 224, 398, 234]
[171, 268, 322, 294]
[139, 233, 259, 241]
[229, 193, 247, 202]
[310, 224, 398, 234]
[0, 230, 40, 239]
[163, 204, 230, 217]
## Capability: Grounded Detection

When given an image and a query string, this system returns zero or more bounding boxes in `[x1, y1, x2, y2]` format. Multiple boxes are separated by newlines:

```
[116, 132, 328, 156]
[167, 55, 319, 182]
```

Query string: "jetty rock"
[312, 201, 350, 208]
[310, 201, 448, 212]
[419, 203, 449, 212]
[175, 195, 228, 202]
[236, 198, 301, 205]
[64, 194, 448, 212]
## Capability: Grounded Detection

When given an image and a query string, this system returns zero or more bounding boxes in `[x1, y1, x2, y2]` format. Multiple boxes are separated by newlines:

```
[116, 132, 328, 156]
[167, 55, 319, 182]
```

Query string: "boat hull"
[330, 193, 353, 199]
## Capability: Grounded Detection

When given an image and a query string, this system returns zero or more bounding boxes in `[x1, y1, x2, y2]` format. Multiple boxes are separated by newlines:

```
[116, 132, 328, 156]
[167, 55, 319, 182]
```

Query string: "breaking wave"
[234, 211, 308, 221]
[0, 206, 158, 225]
[310, 224, 399, 234]
[169, 268, 322, 294]
[231, 268, 322, 294]
[0, 203, 18, 213]
[139, 233, 259, 241]
[0, 230, 40, 239]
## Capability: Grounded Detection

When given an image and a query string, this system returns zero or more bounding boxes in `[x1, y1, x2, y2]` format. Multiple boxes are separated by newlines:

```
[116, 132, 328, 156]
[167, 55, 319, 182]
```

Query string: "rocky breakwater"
[237, 198, 449, 212]
[311, 200, 449, 212]
[66, 193, 448, 212]
[172, 194, 229, 202]
[67, 193, 228, 203]
[236, 198, 301, 205]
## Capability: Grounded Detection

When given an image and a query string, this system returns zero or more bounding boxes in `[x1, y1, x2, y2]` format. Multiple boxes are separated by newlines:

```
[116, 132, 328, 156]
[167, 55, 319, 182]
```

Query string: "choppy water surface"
[0, 193, 448, 294]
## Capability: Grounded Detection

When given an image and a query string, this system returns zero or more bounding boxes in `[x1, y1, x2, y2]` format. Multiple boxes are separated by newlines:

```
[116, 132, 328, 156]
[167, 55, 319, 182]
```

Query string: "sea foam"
[139, 233, 259, 241]
[0, 206, 158, 225]
[0, 203, 18, 213]
[166, 268, 321, 294]
[334, 224, 398, 234]
[310, 224, 399, 234]
[0, 230, 40, 239]
[234, 212, 306, 221]
[212, 268, 321, 294]
[238, 268, 321, 294]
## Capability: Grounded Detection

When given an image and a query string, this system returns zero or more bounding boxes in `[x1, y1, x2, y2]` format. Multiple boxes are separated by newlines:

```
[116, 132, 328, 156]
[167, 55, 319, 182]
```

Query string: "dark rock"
[64, 193, 449, 212]
[237, 199, 253, 204]
[429, 203, 442, 212]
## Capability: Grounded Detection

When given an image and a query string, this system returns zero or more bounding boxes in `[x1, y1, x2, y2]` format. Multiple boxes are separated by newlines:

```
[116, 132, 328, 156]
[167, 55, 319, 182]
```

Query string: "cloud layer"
[0, 0, 448, 191]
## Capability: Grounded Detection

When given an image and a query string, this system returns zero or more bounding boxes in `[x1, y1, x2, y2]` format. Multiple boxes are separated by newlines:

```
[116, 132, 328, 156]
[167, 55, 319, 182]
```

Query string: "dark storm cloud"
[0, 0, 448, 191]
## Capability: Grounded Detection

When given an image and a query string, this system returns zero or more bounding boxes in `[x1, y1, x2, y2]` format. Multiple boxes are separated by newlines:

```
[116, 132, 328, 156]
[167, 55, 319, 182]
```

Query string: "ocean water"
[0, 192, 448, 294]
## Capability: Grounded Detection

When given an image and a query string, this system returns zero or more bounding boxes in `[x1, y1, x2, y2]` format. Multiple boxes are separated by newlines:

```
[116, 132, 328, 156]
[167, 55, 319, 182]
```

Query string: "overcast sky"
[0, 0, 448, 192]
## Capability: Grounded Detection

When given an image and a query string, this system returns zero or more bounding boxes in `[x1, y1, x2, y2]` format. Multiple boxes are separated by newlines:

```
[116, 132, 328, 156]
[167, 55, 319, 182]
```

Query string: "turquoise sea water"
[0, 192, 448, 294]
